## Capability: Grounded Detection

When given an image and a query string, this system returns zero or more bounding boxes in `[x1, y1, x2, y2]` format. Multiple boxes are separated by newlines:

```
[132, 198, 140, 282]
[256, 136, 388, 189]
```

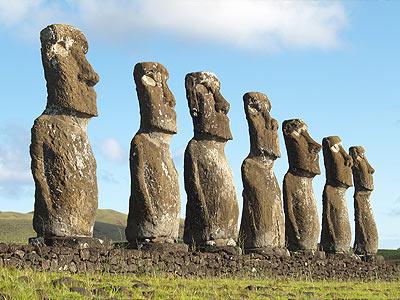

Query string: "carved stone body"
[126, 62, 180, 245]
[282, 119, 322, 251]
[320, 136, 353, 253]
[31, 24, 99, 238]
[239, 92, 285, 250]
[349, 146, 378, 255]
[183, 72, 239, 247]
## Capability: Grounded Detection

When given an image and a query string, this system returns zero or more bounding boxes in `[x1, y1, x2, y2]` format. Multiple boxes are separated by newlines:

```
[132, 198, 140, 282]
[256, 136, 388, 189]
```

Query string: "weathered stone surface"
[126, 62, 180, 247]
[31, 24, 99, 238]
[349, 146, 378, 255]
[1, 243, 400, 281]
[239, 92, 285, 251]
[44, 237, 111, 249]
[320, 136, 353, 253]
[137, 242, 188, 253]
[183, 72, 239, 248]
[282, 119, 322, 251]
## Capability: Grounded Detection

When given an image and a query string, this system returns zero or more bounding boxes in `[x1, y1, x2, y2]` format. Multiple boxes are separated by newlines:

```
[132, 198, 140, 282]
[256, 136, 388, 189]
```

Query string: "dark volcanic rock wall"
[0, 243, 399, 281]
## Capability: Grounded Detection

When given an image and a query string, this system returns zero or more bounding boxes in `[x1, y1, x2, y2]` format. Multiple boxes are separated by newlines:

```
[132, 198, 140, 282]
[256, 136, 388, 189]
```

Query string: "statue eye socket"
[141, 75, 156, 87]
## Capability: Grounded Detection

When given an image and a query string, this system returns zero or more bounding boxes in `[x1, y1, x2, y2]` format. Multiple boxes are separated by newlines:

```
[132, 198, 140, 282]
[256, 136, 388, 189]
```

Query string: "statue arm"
[184, 146, 209, 228]
[241, 161, 258, 234]
[30, 122, 51, 233]
[283, 178, 300, 240]
[130, 139, 155, 219]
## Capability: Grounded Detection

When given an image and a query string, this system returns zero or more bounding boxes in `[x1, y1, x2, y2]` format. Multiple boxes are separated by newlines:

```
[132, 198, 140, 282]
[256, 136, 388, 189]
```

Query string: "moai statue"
[31, 25, 99, 243]
[349, 146, 378, 255]
[239, 92, 286, 255]
[320, 136, 353, 253]
[282, 119, 322, 252]
[125, 62, 184, 251]
[183, 72, 239, 253]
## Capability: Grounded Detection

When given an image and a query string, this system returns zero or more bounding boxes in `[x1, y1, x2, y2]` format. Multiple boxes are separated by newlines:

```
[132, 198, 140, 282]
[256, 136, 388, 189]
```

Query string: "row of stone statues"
[30, 24, 378, 256]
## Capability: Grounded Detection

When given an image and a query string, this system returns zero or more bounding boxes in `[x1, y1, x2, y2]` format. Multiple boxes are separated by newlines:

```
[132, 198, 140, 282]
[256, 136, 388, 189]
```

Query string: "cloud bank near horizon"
[0, 0, 348, 51]
[0, 125, 33, 199]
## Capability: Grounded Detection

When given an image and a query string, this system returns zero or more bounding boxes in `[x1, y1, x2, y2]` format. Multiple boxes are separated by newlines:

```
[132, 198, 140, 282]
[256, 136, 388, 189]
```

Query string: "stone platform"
[0, 243, 399, 281]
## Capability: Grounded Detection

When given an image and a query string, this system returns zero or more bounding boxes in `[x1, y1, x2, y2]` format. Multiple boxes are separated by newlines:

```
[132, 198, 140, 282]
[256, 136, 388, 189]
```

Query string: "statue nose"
[163, 86, 176, 108]
[86, 71, 99, 87]
[308, 138, 322, 154]
[77, 51, 99, 87]
[78, 63, 99, 87]
[214, 91, 230, 114]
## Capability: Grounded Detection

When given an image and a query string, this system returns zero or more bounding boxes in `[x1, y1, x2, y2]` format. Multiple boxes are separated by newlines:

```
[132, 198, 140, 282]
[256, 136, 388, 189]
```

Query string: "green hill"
[0, 209, 185, 244]
[0, 209, 128, 244]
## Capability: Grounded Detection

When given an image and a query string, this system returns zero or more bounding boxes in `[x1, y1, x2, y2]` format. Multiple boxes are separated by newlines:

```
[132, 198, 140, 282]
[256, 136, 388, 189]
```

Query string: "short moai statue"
[239, 92, 287, 255]
[183, 72, 240, 253]
[282, 119, 322, 252]
[320, 136, 353, 253]
[126, 62, 185, 251]
[30, 24, 100, 244]
[349, 146, 378, 256]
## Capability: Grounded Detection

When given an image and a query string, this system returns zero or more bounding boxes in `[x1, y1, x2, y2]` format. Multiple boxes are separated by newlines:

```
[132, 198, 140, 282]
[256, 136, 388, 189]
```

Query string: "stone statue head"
[40, 24, 99, 117]
[349, 146, 374, 191]
[322, 136, 353, 188]
[243, 92, 280, 159]
[134, 62, 177, 134]
[282, 119, 321, 177]
[185, 72, 232, 141]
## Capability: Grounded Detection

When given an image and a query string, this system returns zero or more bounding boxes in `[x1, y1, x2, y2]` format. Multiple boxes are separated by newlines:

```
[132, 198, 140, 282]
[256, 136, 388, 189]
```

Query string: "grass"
[0, 267, 399, 299]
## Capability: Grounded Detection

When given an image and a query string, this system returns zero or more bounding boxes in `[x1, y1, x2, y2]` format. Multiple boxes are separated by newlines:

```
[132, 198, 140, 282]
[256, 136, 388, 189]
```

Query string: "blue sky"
[0, 0, 399, 249]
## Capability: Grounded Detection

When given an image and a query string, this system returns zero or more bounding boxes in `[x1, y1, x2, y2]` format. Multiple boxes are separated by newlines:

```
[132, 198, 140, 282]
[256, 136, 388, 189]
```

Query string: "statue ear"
[185, 75, 200, 118]
[283, 122, 294, 136]
[247, 105, 258, 116]
[353, 147, 360, 158]
[245, 99, 260, 117]
[322, 138, 331, 149]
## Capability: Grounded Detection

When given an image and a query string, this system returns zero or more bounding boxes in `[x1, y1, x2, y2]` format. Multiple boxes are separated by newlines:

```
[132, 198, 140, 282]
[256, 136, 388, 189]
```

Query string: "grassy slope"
[0, 267, 399, 299]
[0, 210, 186, 244]
[378, 249, 400, 265]
[0, 209, 128, 243]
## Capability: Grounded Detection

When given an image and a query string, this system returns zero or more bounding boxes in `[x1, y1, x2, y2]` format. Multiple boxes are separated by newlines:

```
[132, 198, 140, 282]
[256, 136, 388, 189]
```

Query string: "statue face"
[134, 62, 177, 134]
[322, 136, 353, 188]
[349, 146, 374, 191]
[41, 24, 99, 117]
[185, 72, 232, 141]
[283, 119, 321, 177]
[244, 92, 280, 159]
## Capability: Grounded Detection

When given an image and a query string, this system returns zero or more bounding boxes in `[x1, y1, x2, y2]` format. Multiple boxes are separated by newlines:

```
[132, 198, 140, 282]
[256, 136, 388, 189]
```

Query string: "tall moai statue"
[183, 72, 239, 251]
[239, 92, 286, 254]
[31, 24, 99, 239]
[349, 146, 378, 255]
[282, 119, 322, 251]
[320, 136, 353, 253]
[125, 62, 183, 250]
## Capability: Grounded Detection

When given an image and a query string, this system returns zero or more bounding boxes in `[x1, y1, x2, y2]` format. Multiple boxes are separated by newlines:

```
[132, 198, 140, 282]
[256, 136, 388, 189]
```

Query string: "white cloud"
[172, 146, 185, 166]
[0, 0, 348, 51]
[0, 124, 31, 184]
[0, 124, 33, 199]
[0, 0, 41, 26]
[100, 137, 126, 163]
[0, 0, 69, 39]
[98, 169, 119, 184]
